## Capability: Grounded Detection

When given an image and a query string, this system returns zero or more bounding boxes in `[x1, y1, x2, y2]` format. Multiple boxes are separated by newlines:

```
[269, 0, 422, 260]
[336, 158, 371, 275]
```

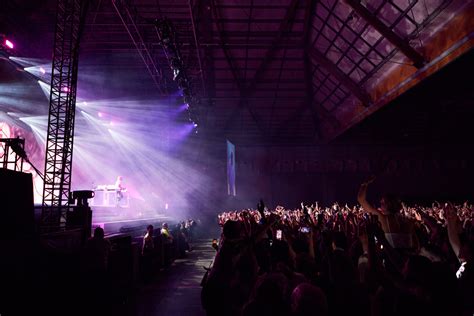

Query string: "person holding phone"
[300, 227, 311, 233]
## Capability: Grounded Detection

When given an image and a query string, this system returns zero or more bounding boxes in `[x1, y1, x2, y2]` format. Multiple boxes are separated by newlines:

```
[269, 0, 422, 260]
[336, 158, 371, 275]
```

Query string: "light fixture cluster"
[155, 18, 200, 131]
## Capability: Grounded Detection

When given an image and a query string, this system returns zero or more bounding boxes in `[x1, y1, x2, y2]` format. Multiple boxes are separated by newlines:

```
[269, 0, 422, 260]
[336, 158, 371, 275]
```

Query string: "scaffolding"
[41, 0, 88, 231]
[0, 137, 25, 172]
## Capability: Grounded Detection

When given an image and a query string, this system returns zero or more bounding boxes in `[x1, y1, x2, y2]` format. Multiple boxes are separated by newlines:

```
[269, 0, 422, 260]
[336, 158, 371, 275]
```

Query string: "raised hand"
[361, 175, 376, 186]
[414, 211, 422, 222]
[444, 202, 458, 224]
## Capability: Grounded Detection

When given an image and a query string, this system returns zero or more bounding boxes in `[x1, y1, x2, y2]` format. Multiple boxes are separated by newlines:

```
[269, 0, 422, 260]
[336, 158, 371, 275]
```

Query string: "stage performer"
[114, 176, 126, 202]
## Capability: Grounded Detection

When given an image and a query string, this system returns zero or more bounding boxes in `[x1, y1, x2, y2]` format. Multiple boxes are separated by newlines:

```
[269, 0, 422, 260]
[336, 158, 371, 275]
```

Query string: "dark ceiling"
[1, 0, 473, 145]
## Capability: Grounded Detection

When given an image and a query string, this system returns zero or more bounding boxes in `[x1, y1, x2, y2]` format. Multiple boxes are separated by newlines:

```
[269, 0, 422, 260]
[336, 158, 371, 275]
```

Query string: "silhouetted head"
[147, 224, 154, 233]
[94, 227, 104, 239]
[380, 193, 402, 214]
[291, 283, 328, 316]
[402, 255, 432, 287]
[222, 220, 243, 240]
[332, 231, 348, 251]
[271, 239, 292, 269]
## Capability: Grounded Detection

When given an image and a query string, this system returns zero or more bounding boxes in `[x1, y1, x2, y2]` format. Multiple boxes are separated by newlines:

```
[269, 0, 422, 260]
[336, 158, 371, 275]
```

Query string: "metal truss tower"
[41, 0, 88, 231]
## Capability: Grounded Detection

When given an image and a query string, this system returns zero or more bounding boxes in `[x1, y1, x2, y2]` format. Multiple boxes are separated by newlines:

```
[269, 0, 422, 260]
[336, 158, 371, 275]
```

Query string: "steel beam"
[245, 0, 300, 95]
[344, 0, 426, 68]
[222, 0, 300, 136]
[211, 0, 265, 136]
[303, 0, 321, 139]
[210, 0, 245, 92]
[309, 47, 372, 106]
[112, 0, 164, 93]
[188, 0, 206, 94]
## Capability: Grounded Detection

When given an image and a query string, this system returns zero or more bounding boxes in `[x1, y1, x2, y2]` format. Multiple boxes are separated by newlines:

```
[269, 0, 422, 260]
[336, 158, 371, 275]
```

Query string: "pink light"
[5, 39, 14, 49]
[62, 86, 70, 93]
[98, 112, 103, 118]
[39, 67, 46, 74]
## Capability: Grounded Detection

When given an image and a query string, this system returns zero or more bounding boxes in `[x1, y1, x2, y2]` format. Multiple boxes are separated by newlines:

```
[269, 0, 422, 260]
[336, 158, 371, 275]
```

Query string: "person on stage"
[114, 176, 126, 203]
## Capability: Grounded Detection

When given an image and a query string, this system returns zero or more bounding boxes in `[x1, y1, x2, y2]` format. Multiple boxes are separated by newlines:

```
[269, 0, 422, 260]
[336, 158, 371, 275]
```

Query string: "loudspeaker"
[0, 169, 34, 240]
[66, 206, 92, 239]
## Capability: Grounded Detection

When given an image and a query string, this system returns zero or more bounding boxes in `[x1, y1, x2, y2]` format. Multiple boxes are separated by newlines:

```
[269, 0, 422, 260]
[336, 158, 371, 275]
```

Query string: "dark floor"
[128, 240, 215, 316]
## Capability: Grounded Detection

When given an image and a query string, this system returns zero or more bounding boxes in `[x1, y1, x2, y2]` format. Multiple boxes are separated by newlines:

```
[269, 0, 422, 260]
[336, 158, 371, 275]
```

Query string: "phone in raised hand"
[276, 230, 282, 240]
[300, 227, 310, 233]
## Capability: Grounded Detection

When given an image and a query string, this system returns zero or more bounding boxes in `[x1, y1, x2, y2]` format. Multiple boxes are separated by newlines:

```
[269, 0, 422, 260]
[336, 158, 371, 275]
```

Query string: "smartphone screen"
[300, 227, 310, 233]
[276, 230, 282, 240]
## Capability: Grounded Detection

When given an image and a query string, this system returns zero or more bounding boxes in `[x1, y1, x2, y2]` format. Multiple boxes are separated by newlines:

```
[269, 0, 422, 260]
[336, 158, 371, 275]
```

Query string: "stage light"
[39, 67, 46, 74]
[193, 123, 198, 128]
[98, 112, 103, 118]
[62, 86, 70, 93]
[5, 39, 14, 49]
[37, 80, 51, 100]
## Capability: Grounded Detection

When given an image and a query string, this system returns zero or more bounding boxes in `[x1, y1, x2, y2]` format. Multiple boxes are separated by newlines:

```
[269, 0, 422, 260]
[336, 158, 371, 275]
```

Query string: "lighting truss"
[41, 0, 88, 232]
[155, 18, 200, 125]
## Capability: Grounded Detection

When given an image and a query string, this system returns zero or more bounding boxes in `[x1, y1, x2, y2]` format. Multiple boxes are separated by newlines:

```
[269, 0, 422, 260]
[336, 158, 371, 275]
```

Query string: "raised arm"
[357, 176, 380, 216]
[445, 202, 461, 261]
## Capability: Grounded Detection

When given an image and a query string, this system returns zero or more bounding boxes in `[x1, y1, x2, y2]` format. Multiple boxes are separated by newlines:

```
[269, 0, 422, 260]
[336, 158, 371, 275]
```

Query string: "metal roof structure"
[1, 0, 473, 144]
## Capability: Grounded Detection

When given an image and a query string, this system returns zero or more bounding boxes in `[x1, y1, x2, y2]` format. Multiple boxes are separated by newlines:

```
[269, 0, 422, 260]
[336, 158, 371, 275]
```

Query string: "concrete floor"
[128, 240, 215, 316]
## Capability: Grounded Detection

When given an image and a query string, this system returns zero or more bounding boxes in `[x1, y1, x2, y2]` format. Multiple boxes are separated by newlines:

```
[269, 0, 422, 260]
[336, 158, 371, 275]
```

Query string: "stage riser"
[93, 216, 172, 235]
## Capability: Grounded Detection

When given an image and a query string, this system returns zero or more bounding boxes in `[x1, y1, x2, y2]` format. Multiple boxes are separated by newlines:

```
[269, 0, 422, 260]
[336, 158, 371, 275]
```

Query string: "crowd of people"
[82, 218, 198, 287]
[203, 178, 474, 316]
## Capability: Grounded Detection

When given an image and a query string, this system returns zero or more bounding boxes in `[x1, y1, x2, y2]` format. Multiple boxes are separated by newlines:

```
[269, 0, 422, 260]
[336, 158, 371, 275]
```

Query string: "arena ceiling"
[1, 0, 473, 145]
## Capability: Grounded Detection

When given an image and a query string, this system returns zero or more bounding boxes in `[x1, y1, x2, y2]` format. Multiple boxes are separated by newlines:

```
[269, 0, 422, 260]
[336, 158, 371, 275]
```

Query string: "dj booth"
[90, 185, 129, 208]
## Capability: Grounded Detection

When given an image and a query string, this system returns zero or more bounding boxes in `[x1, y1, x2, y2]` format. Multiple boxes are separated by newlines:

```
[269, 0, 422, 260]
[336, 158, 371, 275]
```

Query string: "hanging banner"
[227, 140, 236, 196]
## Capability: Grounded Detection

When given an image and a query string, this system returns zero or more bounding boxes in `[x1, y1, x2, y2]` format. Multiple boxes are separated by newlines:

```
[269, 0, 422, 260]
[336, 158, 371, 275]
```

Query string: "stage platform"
[33, 205, 173, 236]
[92, 207, 173, 235]
[93, 215, 173, 235]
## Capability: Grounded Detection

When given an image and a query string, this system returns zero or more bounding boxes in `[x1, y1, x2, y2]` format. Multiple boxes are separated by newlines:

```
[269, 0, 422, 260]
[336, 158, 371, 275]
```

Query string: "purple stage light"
[5, 39, 14, 49]
[62, 86, 70, 93]
[39, 67, 46, 74]
[193, 123, 198, 128]
[98, 112, 103, 118]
